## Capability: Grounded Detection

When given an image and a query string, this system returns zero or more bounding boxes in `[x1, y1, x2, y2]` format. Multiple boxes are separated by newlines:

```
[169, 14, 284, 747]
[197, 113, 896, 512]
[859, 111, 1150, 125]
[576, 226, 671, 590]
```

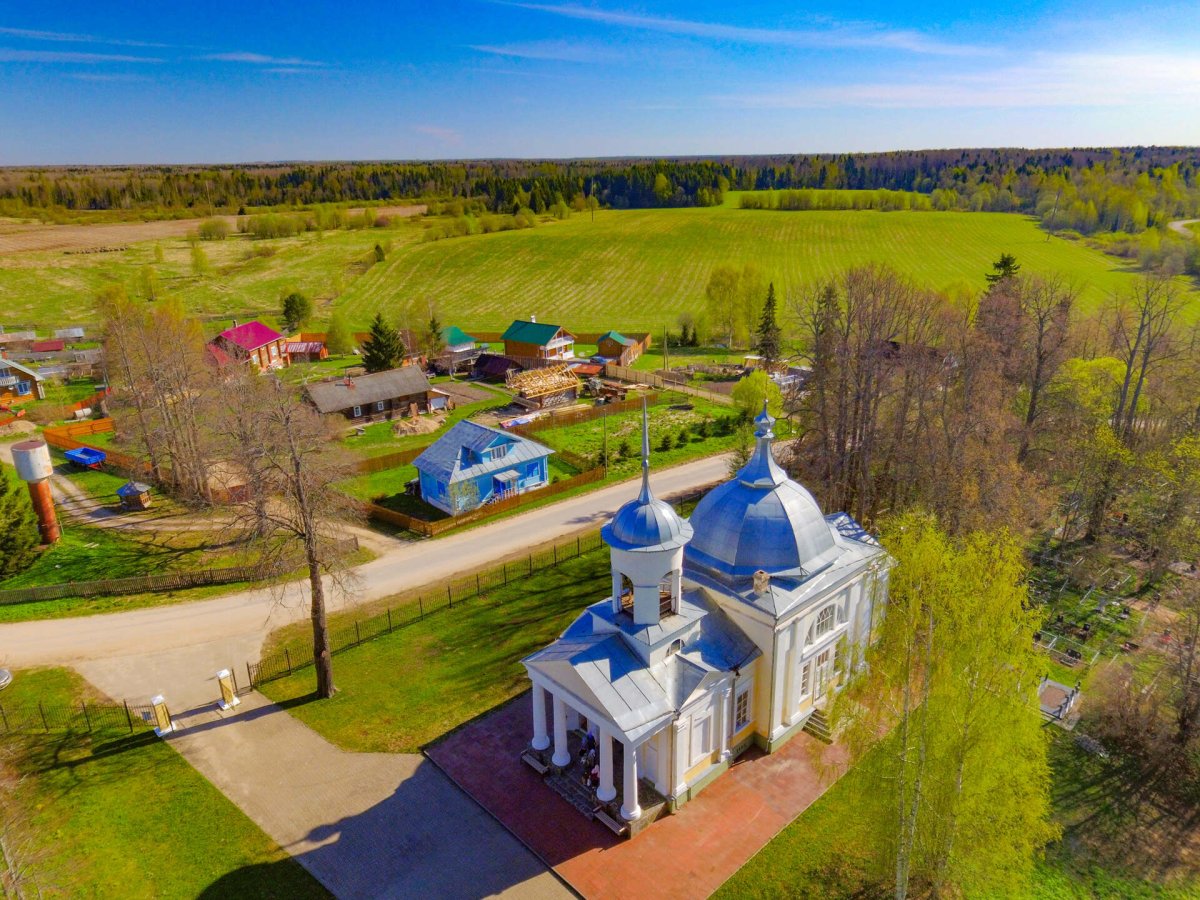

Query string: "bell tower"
[601, 400, 693, 625]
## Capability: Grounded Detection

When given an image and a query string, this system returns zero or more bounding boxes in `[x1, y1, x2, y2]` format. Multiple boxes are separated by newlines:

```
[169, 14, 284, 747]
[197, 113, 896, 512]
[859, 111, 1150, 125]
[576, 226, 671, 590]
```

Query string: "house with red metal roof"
[209, 320, 290, 372]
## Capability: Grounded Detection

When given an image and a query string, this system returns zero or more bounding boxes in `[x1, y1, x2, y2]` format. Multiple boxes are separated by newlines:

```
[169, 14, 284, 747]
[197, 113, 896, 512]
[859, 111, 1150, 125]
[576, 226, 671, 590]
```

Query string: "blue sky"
[1, 1, 1198, 163]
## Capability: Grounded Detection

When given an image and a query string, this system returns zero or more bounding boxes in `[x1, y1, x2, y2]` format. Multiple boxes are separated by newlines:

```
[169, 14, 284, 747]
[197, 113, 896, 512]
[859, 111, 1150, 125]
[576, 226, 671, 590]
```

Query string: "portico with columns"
[521, 401, 890, 836]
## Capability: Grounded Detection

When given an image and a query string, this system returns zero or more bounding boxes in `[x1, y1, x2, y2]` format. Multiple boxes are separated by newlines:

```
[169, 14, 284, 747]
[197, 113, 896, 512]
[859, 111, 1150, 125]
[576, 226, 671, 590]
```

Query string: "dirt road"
[1168, 218, 1199, 238]
[0, 453, 732, 700]
[0, 204, 426, 254]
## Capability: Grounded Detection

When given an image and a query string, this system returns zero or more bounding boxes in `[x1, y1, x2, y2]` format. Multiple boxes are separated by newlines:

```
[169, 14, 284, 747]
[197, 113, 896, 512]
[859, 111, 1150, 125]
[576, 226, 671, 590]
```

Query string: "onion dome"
[685, 402, 838, 579]
[602, 400, 693, 552]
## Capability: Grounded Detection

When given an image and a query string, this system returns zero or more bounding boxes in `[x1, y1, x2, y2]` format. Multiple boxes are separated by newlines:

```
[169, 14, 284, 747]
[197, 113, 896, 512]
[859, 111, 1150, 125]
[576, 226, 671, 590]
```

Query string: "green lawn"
[336, 208, 1194, 331]
[259, 548, 611, 752]
[0, 667, 326, 899]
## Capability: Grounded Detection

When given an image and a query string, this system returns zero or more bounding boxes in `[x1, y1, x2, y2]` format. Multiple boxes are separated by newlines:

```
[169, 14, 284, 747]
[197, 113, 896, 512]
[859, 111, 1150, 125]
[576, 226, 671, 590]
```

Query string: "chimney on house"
[530, 314, 536, 323]
[231, 318, 238, 328]
[344, 376, 354, 388]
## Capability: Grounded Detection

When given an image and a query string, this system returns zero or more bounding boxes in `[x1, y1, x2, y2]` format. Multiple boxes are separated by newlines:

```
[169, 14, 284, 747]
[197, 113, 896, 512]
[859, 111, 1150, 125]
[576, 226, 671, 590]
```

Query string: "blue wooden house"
[413, 420, 555, 515]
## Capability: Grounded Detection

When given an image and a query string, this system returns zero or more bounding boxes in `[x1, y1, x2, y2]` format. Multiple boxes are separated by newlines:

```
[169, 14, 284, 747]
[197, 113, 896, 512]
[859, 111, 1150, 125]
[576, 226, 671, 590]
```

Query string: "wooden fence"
[603, 364, 734, 406]
[363, 467, 606, 536]
[352, 445, 427, 475]
[0, 537, 359, 606]
[42, 418, 155, 478]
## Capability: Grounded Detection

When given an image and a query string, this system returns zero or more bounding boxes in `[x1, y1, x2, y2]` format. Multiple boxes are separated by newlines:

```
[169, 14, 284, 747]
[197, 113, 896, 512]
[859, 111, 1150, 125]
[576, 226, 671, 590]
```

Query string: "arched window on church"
[815, 605, 836, 639]
[667, 638, 684, 656]
[620, 575, 634, 613]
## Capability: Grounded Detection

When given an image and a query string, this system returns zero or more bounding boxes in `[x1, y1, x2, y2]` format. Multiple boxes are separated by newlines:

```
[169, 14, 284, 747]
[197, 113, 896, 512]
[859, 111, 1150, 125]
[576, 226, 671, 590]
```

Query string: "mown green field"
[3, 206, 1191, 334]
[339, 208, 1184, 331]
[0, 220, 425, 328]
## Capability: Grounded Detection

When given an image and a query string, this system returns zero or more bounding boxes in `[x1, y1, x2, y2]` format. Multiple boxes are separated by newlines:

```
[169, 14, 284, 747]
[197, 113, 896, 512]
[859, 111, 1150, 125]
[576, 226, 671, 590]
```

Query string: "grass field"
[4, 206, 1192, 335]
[338, 208, 1192, 332]
[0, 667, 326, 899]
[0, 218, 425, 328]
[259, 547, 610, 752]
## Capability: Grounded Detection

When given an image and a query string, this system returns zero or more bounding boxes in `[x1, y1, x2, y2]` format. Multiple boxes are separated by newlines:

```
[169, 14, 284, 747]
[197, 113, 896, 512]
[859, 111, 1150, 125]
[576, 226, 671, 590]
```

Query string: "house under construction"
[506, 364, 580, 410]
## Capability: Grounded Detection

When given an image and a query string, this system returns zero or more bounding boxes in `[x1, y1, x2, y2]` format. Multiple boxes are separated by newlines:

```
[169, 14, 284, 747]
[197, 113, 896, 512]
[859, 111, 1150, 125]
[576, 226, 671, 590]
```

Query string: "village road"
[0, 453, 732, 696]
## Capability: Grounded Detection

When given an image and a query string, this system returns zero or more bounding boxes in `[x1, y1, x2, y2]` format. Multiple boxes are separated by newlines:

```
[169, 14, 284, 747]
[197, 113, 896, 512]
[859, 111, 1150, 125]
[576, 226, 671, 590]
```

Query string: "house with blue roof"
[502, 318, 575, 361]
[413, 420, 555, 514]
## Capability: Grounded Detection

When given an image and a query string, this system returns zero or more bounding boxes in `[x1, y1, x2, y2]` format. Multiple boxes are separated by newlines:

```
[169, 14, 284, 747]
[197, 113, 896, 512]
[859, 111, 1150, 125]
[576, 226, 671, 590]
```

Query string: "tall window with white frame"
[734, 683, 753, 733]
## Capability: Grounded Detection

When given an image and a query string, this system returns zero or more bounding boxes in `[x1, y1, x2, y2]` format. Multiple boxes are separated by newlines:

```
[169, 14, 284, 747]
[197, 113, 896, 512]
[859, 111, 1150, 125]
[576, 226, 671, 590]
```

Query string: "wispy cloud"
[503, 2, 982, 56]
[0, 25, 170, 48]
[199, 51, 325, 66]
[69, 72, 149, 82]
[0, 48, 162, 63]
[470, 39, 619, 63]
[415, 125, 463, 145]
[712, 51, 1200, 109]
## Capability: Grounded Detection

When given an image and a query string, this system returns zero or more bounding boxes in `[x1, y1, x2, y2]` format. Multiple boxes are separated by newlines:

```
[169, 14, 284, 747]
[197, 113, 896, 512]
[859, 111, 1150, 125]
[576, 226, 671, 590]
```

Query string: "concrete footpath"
[83, 675, 570, 899]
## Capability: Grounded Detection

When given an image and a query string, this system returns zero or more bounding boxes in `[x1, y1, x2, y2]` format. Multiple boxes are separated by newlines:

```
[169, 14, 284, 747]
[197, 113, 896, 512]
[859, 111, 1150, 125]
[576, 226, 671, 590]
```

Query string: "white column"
[621, 740, 642, 821]
[672, 719, 689, 798]
[531, 683, 550, 751]
[597, 727, 617, 803]
[782, 621, 799, 727]
[717, 688, 732, 760]
[552, 694, 570, 767]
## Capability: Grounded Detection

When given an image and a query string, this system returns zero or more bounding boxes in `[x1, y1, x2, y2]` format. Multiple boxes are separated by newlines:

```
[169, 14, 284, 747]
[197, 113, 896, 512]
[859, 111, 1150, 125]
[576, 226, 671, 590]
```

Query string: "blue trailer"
[64, 447, 106, 470]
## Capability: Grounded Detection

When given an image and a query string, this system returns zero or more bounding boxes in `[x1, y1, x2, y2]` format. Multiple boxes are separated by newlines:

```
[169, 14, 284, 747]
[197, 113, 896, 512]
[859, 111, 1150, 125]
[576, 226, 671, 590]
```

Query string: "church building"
[521, 402, 891, 832]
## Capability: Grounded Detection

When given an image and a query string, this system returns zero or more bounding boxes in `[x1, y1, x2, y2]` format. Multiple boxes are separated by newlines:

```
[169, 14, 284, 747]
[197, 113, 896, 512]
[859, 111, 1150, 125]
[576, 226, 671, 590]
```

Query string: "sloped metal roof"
[597, 330, 634, 346]
[441, 326, 477, 347]
[501, 319, 567, 346]
[303, 367, 431, 413]
[412, 419, 553, 483]
[216, 321, 285, 351]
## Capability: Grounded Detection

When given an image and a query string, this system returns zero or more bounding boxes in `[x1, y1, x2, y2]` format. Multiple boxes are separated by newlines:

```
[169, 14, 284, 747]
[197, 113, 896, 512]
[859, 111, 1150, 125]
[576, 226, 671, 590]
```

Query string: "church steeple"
[601, 397, 694, 624]
[738, 400, 787, 488]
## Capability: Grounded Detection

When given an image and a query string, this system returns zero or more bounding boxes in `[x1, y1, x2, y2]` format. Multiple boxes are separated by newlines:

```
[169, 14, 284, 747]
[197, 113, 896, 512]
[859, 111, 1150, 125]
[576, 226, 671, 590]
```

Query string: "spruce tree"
[756, 282, 782, 365]
[359, 312, 405, 373]
[0, 469, 40, 579]
[986, 252, 1021, 284]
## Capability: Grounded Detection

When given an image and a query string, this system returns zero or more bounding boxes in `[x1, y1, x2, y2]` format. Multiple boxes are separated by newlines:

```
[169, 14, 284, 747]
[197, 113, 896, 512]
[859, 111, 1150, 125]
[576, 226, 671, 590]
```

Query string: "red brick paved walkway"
[427, 691, 849, 899]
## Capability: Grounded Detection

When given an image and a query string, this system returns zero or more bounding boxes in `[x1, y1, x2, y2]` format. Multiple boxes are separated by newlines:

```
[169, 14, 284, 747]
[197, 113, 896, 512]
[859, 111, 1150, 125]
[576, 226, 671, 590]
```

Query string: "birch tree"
[211, 371, 361, 698]
[834, 513, 1056, 898]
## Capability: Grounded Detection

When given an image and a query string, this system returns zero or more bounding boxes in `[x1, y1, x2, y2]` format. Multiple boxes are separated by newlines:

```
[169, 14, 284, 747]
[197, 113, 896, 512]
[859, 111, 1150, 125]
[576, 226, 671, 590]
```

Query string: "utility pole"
[663, 328, 670, 373]
[1046, 187, 1062, 242]
[603, 409, 609, 476]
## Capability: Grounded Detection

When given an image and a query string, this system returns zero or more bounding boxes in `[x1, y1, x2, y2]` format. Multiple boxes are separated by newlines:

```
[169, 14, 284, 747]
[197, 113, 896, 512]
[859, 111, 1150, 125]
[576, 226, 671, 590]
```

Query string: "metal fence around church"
[245, 486, 713, 688]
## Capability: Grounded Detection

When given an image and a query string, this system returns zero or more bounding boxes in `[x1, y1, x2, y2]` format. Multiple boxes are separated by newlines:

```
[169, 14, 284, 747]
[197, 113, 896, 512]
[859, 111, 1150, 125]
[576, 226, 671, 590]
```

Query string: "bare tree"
[212, 370, 362, 698]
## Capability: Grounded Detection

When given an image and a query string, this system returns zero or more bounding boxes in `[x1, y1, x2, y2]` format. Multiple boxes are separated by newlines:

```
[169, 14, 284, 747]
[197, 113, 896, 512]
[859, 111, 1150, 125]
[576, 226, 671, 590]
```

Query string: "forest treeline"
[2, 147, 1197, 237]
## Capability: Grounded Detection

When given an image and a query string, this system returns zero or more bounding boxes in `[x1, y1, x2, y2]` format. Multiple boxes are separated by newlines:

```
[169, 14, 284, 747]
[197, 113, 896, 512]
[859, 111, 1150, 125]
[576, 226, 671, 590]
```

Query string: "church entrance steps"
[803, 708, 834, 743]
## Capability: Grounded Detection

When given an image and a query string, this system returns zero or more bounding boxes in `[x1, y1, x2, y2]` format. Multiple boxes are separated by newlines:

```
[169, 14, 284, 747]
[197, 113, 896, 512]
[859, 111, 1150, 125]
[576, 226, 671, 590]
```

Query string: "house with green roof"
[435, 325, 482, 374]
[502, 318, 575, 362]
[597, 330, 647, 364]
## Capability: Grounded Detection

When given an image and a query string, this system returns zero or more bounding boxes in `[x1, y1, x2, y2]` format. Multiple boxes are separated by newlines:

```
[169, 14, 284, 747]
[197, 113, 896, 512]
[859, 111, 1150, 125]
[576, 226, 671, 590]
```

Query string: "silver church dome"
[601, 399, 693, 553]
[685, 403, 839, 579]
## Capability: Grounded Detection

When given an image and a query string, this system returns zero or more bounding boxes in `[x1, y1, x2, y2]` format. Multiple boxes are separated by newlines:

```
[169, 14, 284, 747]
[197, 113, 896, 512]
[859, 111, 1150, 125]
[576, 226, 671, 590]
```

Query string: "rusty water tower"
[11, 439, 60, 544]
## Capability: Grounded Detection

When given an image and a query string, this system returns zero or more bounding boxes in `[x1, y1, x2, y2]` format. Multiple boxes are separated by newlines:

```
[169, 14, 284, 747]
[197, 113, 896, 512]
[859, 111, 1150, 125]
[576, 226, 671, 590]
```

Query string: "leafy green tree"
[139, 265, 160, 301]
[985, 252, 1021, 284]
[731, 369, 783, 420]
[756, 282, 782, 364]
[281, 292, 313, 333]
[0, 468, 39, 578]
[835, 513, 1057, 899]
[190, 243, 210, 276]
[360, 312, 405, 373]
[325, 311, 355, 356]
[373, 242, 386, 263]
